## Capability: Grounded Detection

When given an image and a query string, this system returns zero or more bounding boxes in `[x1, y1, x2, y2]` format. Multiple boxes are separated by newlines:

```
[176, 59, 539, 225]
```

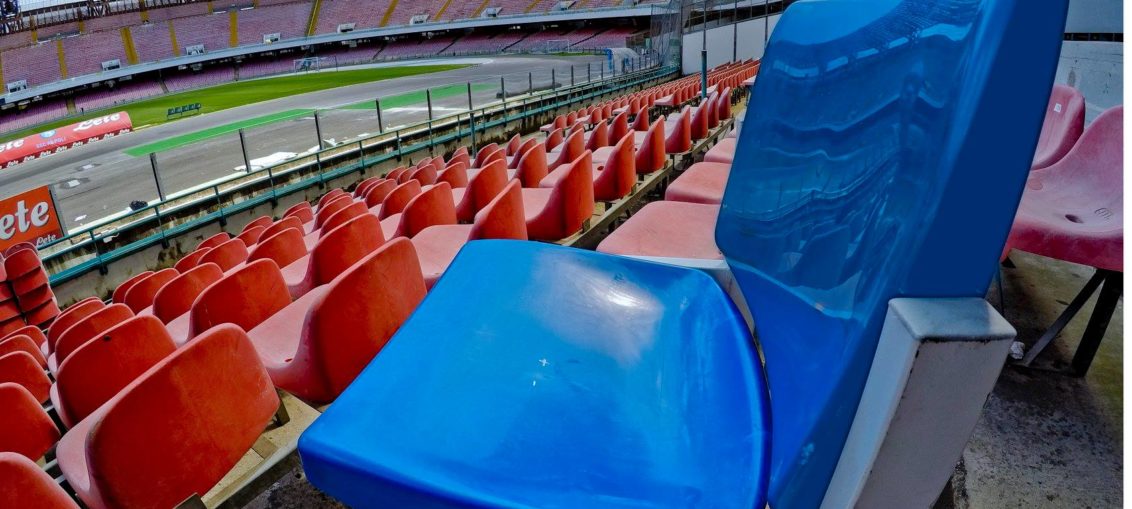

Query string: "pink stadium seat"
[665, 162, 731, 204]
[250, 227, 309, 269]
[413, 181, 528, 288]
[364, 180, 398, 208]
[49, 304, 135, 375]
[0, 352, 50, 403]
[246, 238, 427, 404]
[372, 180, 422, 219]
[586, 120, 610, 151]
[174, 248, 209, 273]
[514, 143, 550, 188]
[449, 147, 471, 170]
[547, 129, 585, 170]
[665, 107, 693, 154]
[524, 152, 595, 241]
[474, 143, 501, 168]
[1032, 84, 1086, 170]
[56, 324, 279, 509]
[691, 101, 710, 140]
[198, 238, 249, 273]
[704, 137, 736, 164]
[507, 138, 539, 169]
[282, 214, 386, 299]
[305, 202, 367, 249]
[53, 315, 177, 428]
[0, 452, 78, 508]
[316, 189, 346, 211]
[380, 182, 458, 239]
[505, 134, 522, 156]
[1008, 106, 1123, 272]
[0, 383, 59, 460]
[111, 271, 153, 304]
[122, 268, 178, 314]
[597, 201, 723, 260]
[0, 334, 46, 368]
[313, 194, 354, 230]
[354, 177, 384, 198]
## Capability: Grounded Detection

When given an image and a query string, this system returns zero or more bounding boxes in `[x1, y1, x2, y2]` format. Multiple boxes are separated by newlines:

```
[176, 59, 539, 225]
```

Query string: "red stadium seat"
[413, 181, 528, 288]
[449, 146, 471, 170]
[386, 166, 409, 183]
[585, 119, 609, 151]
[505, 134, 522, 156]
[198, 238, 249, 273]
[474, 143, 501, 167]
[0, 317, 25, 339]
[363, 179, 398, 208]
[596, 201, 723, 260]
[246, 238, 427, 404]
[283, 202, 314, 225]
[0, 383, 59, 460]
[123, 267, 178, 313]
[3, 248, 43, 279]
[259, 215, 304, 241]
[704, 137, 736, 164]
[53, 315, 177, 429]
[1032, 84, 1086, 170]
[716, 87, 733, 121]
[514, 143, 549, 188]
[23, 299, 59, 328]
[111, 271, 153, 304]
[632, 108, 650, 132]
[507, 138, 538, 169]
[189, 260, 291, 337]
[665, 162, 730, 204]
[407, 165, 438, 186]
[609, 111, 630, 142]
[590, 132, 636, 201]
[316, 188, 346, 211]
[250, 227, 309, 269]
[241, 215, 273, 234]
[544, 128, 564, 152]
[154, 263, 225, 345]
[454, 159, 508, 223]
[524, 151, 594, 241]
[195, 232, 230, 252]
[47, 298, 104, 355]
[354, 176, 384, 198]
[380, 182, 458, 239]
[547, 128, 585, 171]
[371, 180, 422, 219]
[691, 100, 710, 140]
[305, 201, 367, 248]
[1, 452, 79, 508]
[49, 303, 134, 374]
[173, 248, 209, 273]
[56, 324, 279, 509]
[236, 225, 266, 247]
[0, 352, 50, 403]
[282, 213, 386, 298]
[1, 324, 46, 351]
[0, 334, 46, 368]
[313, 194, 353, 230]
[437, 162, 469, 188]
[665, 107, 693, 154]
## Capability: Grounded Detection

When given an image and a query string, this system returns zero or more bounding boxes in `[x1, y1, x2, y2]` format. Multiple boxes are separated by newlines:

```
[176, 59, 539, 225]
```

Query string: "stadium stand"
[61, 30, 130, 76]
[314, 0, 392, 34]
[171, 11, 232, 54]
[238, 57, 300, 79]
[1, 42, 63, 86]
[0, 100, 69, 133]
[164, 66, 237, 92]
[146, 2, 210, 23]
[36, 21, 80, 39]
[442, 32, 527, 55]
[128, 22, 177, 63]
[74, 81, 165, 112]
[236, 2, 310, 45]
[83, 11, 144, 33]
[378, 36, 457, 59]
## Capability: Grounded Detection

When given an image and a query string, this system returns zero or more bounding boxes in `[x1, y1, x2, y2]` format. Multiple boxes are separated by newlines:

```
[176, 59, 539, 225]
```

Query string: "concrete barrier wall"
[681, 14, 782, 75]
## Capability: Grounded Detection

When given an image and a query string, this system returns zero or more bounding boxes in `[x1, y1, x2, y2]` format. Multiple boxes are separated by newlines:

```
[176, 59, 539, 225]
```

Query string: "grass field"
[338, 82, 496, 110]
[2, 64, 469, 142]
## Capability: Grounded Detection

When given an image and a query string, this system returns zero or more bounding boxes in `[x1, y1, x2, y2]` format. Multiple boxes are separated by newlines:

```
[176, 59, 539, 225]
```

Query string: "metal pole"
[701, 1, 709, 99]
[426, 89, 434, 120]
[764, 0, 770, 52]
[466, 82, 474, 111]
[238, 129, 255, 174]
[375, 98, 384, 133]
[500, 76, 507, 102]
[551, 68, 556, 91]
[314, 111, 324, 150]
[570, 65, 575, 86]
[149, 152, 166, 199]
[733, 0, 739, 62]
[587, 62, 592, 82]
[528, 72, 533, 94]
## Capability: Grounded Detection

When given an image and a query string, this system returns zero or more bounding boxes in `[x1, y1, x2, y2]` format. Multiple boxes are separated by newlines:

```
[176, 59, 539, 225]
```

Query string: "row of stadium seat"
[0, 60, 756, 508]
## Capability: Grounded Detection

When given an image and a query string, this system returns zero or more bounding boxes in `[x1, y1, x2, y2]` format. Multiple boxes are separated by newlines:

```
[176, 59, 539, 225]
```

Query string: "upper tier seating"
[61, 30, 129, 76]
[237, 3, 310, 45]
[1, 43, 63, 86]
[129, 22, 177, 63]
[314, 0, 393, 34]
[172, 12, 231, 54]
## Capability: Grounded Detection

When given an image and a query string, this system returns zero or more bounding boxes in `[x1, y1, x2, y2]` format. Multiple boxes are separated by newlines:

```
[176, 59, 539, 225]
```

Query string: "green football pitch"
[2, 64, 469, 142]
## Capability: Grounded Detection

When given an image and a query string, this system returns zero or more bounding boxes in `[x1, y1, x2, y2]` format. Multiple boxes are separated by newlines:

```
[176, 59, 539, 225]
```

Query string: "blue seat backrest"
[716, 0, 1068, 507]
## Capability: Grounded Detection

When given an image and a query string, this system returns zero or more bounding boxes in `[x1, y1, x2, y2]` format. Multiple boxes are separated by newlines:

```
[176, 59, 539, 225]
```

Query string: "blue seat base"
[299, 240, 770, 509]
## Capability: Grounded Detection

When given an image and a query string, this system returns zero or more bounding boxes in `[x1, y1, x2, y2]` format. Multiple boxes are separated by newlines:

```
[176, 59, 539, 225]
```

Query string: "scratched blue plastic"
[300, 240, 770, 508]
[717, 0, 1068, 507]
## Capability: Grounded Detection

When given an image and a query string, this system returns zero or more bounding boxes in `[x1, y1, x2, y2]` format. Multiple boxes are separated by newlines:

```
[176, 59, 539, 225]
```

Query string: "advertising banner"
[0, 112, 133, 169]
[0, 185, 65, 250]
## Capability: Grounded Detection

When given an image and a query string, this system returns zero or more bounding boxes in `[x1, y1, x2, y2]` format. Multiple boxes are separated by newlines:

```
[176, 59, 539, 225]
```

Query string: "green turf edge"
[1, 64, 470, 143]
[124, 109, 313, 156]
[336, 82, 497, 110]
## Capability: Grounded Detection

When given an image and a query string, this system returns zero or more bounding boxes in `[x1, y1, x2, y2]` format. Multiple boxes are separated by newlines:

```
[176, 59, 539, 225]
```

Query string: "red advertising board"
[0, 112, 133, 169]
[0, 185, 65, 250]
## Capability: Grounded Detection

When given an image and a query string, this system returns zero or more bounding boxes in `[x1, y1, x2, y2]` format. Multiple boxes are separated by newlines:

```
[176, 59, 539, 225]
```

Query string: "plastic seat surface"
[299, 240, 769, 509]
[0, 334, 46, 368]
[665, 161, 731, 204]
[0, 351, 50, 403]
[704, 137, 736, 164]
[1031, 83, 1085, 170]
[1007, 106, 1123, 271]
[596, 201, 723, 260]
[56, 324, 278, 509]
[49, 303, 134, 374]
[122, 268, 178, 313]
[0, 452, 79, 508]
[0, 383, 60, 460]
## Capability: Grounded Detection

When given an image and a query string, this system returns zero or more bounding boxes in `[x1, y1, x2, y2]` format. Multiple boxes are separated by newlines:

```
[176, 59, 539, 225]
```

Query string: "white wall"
[1055, 41, 1123, 122]
[1065, 0, 1123, 33]
[681, 14, 781, 75]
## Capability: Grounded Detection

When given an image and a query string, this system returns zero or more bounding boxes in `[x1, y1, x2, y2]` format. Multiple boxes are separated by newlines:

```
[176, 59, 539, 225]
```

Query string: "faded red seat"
[16, 284, 54, 311]
[53, 315, 177, 429]
[632, 109, 650, 132]
[596, 201, 723, 260]
[1008, 106, 1123, 272]
[504, 134, 521, 156]
[690, 100, 710, 140]
[247, 238, 427, 404]
[666, 162, 731, 204]
[304, 201, 367, 249]
[173, 248, 209, 272]
[49, 304, 134, 374]
[585, 119, 609, 151]
[455, 159, 508, 223]
[371, 180, 422, 219]
[154, 263, 224, 345]
[123, 267, 178, 313]
[2, 324, 47, 356]
[0, 300, 19, 323]
[665, 107, 693, 154]
[195, 232, 230, 252]
[525, 151, 595, 241]
[544, 128, 565, 152]
[716, 87, 732, 121]
[312, 194, 353, 232]
[386, 166, 409, 183]
[474, 143, 501, 168]
[47, 298, 104, 355]
[282, 213, 386, 298]
[111, 271, 153, 304]
[316, 188, 346, 211]
[448, 146, 471, 170]
[380, 182, 458, 240]
[0, 334, 46, 368]
[540, 114, 568, 133]
[545, 133, 636, 202]
[507, 138, 539, 170]
[0, 383, 59, 459]
[513, 143, 549, 188]
[283, 202, 314, 224]
[4, 248, 43, 280]
[547, 129, 585, 171]
[23, 300, 59, 329]
[0, 452, 78, 508]
[413, 181, 528, 288]
[609, 111, 630, 142]
[56, 324, 279, 509]
[0, 317, 25, 339]
[198, 238, 249, 273]
[704, 137, 736, 164]
[363, 179, 398, 208]
[242, 215, 273, 234]
[1032, 84, 1086, 170]
[250, 227, 309, 269]
[0, 352, 50, 403]
[407, 165, 438, 186]
[354, 176, 385, 198]
[437, 162, 469, 188]
[189, 260, 291, 337]
[236, 225, 265, 247]
[259, 215, 304, 242]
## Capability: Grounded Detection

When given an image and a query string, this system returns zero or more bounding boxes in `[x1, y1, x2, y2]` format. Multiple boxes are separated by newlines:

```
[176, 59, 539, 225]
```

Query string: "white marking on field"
[234, 151, 297, 172]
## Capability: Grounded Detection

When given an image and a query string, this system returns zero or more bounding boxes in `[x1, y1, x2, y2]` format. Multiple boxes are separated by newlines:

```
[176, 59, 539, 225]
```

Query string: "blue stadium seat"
[297, 0, 1068, 507]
